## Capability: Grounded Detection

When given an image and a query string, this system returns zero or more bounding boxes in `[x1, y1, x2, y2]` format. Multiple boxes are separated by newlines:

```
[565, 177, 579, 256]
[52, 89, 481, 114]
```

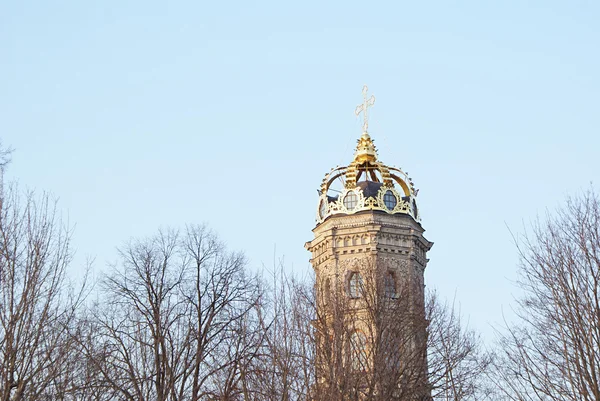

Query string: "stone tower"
[305, 86, 433, 400]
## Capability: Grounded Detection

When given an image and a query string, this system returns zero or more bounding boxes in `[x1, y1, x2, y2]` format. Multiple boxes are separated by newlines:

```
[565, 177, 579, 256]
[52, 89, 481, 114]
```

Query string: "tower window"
[348, 272, 363, 298]
[324, 278, 331, 305]
[385, 272, 396, 298]
[350, 331, 368, 371]
[383, 190, 397, 210]
[343, 191, 358, 210]
[319, 198, 328, 219]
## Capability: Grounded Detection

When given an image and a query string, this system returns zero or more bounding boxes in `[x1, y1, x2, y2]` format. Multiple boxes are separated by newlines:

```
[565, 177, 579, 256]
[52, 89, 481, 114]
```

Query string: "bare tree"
[492, 188, 600, 401]
[0, 182, 86, 401]
[300, 261, 490, 401]
[83, 225, 263, 401]
[308, 261, 431, 401]
[0, 142, 11, 172]
[234, 256, 491, 401]
[427, 294, 492, 401]
[240, 267, 315, 401]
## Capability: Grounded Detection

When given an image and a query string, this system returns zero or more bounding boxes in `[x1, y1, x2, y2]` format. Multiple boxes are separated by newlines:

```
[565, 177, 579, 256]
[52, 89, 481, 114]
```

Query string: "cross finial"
[354, 85, 376, 133]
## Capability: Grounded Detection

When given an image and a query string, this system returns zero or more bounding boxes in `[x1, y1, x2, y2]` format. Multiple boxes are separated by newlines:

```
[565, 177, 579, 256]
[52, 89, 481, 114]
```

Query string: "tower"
[305, 86, 433, 400]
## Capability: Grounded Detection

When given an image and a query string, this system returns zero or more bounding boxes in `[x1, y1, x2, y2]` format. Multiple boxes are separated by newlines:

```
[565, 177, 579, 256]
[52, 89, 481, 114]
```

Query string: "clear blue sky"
[2, 1, 599, 339]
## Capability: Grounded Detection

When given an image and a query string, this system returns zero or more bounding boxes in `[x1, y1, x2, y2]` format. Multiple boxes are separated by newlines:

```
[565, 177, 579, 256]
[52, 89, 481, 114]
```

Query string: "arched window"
[385, 272, 396, 298]
[324, 278, 331, 304]
[348, 272, 363, 298]
[350, 331, 368, 371]
[412, 199, 418, 218]
[383, 190, 397, 210]
[343, 191, 358, 210]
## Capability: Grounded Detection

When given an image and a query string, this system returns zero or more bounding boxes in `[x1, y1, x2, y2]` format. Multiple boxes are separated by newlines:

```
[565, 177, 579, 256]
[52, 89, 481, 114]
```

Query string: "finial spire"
[353, 85, 378, 163]
[354, 85, 376, 133]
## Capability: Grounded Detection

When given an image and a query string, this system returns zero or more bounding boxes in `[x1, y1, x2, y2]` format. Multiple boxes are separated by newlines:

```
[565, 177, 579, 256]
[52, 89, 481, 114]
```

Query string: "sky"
[1, 1, 599, 340]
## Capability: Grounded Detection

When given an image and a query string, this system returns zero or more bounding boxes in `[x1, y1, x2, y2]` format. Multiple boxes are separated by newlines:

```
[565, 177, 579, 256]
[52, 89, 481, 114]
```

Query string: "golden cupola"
[316, 85, 420, 224]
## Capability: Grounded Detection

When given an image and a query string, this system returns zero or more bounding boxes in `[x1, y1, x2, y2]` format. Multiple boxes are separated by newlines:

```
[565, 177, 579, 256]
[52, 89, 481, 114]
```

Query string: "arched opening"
[350, 331, 368, 372]
[384, 272, 396, 298]
[348, 272, 363, 298]
[324, 278, 331, 305]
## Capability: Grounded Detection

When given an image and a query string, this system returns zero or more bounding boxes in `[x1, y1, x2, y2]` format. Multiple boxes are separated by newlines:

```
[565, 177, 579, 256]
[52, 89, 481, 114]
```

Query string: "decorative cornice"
[315, 211, 421, 233]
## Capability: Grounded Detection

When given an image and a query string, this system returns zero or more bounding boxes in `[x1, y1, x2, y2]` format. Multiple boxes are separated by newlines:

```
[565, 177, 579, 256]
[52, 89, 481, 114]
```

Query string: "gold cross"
[354, 85, 375, 133]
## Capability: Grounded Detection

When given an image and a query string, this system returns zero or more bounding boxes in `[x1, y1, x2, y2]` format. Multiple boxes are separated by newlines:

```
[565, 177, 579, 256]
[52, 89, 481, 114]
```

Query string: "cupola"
[316, 85, 420, 224]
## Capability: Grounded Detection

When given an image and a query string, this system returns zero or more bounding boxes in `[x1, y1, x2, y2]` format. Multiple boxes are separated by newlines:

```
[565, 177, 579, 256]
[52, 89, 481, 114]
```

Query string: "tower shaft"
[307, 86, 433, 400]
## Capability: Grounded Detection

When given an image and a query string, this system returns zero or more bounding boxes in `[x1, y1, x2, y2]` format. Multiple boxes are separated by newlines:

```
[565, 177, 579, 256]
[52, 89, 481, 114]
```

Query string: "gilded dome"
[316, 86, 420, 224]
